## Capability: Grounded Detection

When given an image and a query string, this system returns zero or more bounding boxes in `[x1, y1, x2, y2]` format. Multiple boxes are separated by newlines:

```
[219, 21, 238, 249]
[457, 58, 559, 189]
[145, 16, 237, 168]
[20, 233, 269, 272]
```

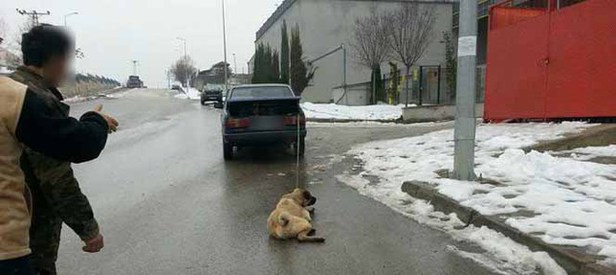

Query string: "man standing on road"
[8, 25, 115, 275]
[0, 25, 118, 275]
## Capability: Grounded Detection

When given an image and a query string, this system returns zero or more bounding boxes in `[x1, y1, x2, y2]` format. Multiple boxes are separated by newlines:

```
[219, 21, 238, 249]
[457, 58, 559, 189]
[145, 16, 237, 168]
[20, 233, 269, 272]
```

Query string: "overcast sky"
[1, 0, 281, 87]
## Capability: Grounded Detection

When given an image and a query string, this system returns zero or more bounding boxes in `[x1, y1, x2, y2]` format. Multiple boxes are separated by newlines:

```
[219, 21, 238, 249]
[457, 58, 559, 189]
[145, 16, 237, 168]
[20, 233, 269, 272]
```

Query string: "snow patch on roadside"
[336, 122, 602, 273]
[62, 96, 87, 103]
[301, 102, 404, 121]
[175, 87, 200, 100]
[336, 170, 566, 274]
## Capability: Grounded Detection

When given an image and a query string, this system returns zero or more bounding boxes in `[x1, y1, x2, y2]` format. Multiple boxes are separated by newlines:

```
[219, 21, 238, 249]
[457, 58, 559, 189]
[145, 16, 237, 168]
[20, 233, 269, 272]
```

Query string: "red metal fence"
[485, 0, 616, 121]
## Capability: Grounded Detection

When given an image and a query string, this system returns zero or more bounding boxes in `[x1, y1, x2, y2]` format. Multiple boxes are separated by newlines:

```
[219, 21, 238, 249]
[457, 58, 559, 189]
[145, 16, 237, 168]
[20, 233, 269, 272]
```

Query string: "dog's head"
[290, 188, 317, 207]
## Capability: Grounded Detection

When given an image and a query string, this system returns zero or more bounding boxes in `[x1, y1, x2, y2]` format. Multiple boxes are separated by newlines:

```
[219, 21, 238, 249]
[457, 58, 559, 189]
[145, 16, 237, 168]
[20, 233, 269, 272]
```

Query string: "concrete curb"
[401, 180, 616, 275]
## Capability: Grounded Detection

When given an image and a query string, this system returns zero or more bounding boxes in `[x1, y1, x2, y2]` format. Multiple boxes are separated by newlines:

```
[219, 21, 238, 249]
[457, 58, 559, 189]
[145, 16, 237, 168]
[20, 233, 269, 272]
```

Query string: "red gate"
[485, 0, 616, 121]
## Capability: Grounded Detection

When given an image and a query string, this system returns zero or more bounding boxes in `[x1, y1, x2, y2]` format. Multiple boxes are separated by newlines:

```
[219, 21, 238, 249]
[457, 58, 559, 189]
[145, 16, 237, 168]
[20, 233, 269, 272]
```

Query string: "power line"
[16, 9, 50, 26]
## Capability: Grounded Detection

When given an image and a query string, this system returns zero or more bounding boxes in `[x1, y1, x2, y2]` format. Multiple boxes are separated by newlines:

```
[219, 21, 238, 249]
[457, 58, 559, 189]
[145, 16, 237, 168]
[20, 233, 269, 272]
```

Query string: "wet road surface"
[56, 89, 495, 275]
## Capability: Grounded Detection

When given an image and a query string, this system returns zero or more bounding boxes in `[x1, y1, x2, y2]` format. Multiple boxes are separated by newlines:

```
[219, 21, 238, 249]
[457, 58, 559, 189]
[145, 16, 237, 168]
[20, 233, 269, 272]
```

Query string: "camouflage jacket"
[10, 67, 100, 269]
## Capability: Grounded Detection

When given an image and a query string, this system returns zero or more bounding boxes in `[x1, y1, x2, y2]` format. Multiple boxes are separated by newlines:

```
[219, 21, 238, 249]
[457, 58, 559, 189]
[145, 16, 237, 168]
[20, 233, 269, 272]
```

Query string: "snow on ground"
[336, 122, 609, 274]
[62, 96, 87, 103]
[174, 87, 200, 100]
[301, 102, 405, 121]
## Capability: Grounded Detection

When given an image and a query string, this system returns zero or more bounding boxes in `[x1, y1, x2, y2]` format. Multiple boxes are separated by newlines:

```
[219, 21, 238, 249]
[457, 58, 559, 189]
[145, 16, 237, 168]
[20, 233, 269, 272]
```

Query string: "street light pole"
[132, 60, 138, 75]
[452, 0, 478, 181]
[222, 0, 229, 93]
[233, 53, 237, 75]
[64, 11, 78, 27]
[176, 37, 187, 58]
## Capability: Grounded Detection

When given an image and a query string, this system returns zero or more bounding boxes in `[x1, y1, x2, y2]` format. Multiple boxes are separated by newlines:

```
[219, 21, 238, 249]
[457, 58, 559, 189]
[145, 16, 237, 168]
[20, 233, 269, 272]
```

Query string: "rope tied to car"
[296, 112, 301, 188]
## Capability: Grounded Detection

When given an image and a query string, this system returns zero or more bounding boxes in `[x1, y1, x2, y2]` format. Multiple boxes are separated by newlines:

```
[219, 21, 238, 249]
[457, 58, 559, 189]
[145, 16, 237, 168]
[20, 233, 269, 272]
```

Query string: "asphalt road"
[55, 89, 495, 275]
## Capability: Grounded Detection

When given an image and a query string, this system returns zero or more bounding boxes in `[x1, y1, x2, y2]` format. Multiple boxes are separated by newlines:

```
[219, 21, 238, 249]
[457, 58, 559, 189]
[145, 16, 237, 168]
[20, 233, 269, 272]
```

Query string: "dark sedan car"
[221, 84, 306, 160]
[201, 89, 223, 105]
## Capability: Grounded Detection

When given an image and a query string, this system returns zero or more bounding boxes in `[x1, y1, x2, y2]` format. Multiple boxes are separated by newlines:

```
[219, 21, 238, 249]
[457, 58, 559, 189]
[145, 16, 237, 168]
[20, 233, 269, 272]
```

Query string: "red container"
[485, 0, 616, 121]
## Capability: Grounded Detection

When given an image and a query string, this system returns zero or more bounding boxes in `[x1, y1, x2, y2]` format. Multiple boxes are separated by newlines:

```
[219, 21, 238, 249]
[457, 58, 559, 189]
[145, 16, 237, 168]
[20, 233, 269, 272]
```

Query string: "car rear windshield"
[230, 86, 293, 100]
[228, 100, 300, 117]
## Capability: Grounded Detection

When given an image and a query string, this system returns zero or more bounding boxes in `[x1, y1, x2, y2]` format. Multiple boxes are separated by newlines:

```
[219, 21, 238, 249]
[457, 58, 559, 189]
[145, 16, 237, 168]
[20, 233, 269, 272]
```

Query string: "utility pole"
[176, 37, 187, 59]
[452, 0, 478, 181]
[222, 0, 229, 93]
[233, 53, 237, 75]
[16, 9, 50, 26]
[132, 60, 138, 75]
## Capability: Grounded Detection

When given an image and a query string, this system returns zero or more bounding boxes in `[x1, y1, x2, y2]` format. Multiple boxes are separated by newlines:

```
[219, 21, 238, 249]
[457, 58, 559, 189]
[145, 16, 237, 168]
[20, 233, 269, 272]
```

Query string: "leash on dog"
[295, 112, 301, 188]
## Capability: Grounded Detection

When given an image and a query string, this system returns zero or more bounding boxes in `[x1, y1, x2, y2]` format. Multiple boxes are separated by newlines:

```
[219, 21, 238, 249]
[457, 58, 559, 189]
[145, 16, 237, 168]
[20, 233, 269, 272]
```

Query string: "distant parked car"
[171, 85, 181, 91]
[201, 89, 223, 105]
[220, 84, 306, 160]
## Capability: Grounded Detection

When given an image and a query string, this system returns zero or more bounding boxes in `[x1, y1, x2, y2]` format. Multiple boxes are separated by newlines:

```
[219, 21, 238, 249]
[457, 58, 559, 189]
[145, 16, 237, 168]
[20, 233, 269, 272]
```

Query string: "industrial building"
[254, 0, 456, 104]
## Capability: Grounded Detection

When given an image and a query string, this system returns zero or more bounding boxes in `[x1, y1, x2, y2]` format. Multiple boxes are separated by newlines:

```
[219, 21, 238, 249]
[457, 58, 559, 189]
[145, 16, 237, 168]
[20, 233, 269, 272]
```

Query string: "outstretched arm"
[15, 90, 111, 163]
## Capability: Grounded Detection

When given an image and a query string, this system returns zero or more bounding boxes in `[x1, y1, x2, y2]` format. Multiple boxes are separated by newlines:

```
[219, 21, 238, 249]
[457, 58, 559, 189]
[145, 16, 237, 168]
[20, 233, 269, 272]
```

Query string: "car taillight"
[284, 115, 306, 126]
[226, 117, 250, 129]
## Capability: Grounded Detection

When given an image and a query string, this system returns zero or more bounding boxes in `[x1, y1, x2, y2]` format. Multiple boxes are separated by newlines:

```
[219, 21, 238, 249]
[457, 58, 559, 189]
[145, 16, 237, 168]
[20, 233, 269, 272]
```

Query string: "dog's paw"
[306, 207, 315, 214]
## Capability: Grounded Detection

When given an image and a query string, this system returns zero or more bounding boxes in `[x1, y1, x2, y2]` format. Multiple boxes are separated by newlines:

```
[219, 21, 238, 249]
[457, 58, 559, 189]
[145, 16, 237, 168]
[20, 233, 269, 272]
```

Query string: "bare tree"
[384, 3, 436, 106]
[351, 10, 390, 104]
[170, 56, 197, 88]
[0, 19, 7, 45]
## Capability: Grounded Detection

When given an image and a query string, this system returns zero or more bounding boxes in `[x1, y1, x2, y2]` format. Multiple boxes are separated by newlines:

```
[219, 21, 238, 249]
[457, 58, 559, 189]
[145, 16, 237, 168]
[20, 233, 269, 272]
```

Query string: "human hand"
[82, 233, 104, 253]
[93, 104, 119, 133]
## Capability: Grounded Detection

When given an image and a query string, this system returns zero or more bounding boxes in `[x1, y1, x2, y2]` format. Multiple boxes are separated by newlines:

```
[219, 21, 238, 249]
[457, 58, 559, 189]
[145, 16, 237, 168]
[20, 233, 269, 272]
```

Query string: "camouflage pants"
[29, 204, 62, 275]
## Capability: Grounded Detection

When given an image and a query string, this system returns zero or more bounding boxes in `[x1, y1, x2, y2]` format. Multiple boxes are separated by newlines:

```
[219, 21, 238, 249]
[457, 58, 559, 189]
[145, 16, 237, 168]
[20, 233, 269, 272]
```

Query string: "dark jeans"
[0, 255, 35, 275]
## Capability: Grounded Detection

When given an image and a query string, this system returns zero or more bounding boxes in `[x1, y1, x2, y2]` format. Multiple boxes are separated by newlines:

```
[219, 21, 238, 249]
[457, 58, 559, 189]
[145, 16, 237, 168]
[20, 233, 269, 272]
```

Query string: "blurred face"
[42, 53, 72, 87]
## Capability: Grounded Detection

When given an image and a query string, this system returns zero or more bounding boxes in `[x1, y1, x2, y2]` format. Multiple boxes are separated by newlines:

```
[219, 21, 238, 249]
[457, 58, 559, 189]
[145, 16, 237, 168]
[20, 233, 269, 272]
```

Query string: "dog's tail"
[297, 230, 325, 243]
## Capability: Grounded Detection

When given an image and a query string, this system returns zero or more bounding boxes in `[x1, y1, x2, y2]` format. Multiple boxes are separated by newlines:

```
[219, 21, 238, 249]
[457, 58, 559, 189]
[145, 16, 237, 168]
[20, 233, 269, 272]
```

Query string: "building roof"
[256, 0, 456, 41]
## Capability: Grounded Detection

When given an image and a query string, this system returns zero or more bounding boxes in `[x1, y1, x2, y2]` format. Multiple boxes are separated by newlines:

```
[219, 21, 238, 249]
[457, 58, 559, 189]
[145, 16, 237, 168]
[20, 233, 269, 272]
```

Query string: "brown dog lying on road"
[267, 188, 325, 243]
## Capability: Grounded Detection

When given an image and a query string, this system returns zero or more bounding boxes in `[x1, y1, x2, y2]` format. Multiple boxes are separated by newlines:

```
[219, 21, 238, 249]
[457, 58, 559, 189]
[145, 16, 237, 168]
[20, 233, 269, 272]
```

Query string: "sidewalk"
[337, 122, 616, 274]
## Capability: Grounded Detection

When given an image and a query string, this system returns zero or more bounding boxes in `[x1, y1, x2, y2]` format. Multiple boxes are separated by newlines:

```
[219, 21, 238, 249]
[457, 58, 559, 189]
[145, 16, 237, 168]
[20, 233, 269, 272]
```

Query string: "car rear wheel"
[223, 142, 233, 160]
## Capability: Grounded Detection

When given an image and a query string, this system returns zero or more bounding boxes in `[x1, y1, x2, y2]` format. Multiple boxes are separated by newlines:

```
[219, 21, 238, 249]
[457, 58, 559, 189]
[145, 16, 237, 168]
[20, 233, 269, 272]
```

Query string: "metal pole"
[418, 66, 424, 106]
[437, 65, 441, 105]
[343, 44, 347, 105]
[405, 67, 410, 108]
[233, 53, 237, 74]
[372, 69, 376, 105]
[453, 0, 478, 181]
[176, 37, 187, 58]
[222, 0, 229, 93]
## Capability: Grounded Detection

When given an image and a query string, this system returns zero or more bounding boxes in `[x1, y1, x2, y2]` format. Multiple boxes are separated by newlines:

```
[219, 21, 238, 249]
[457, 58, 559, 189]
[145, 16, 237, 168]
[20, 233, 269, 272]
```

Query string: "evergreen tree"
[280, 20, 290, 84]
[252, 43, 284, 84]
[290, 25, 315, 96]
[252, 44, 260, 83]
[271, 50, 281, 83]
[264, 45, 273, 82]
[252, 43, 266, 83]
[371, 66, 385, 103]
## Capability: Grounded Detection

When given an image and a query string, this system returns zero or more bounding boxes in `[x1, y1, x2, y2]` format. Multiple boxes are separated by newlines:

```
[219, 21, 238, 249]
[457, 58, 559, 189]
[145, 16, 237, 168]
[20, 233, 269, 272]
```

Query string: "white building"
[255, 0, 455, 104]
